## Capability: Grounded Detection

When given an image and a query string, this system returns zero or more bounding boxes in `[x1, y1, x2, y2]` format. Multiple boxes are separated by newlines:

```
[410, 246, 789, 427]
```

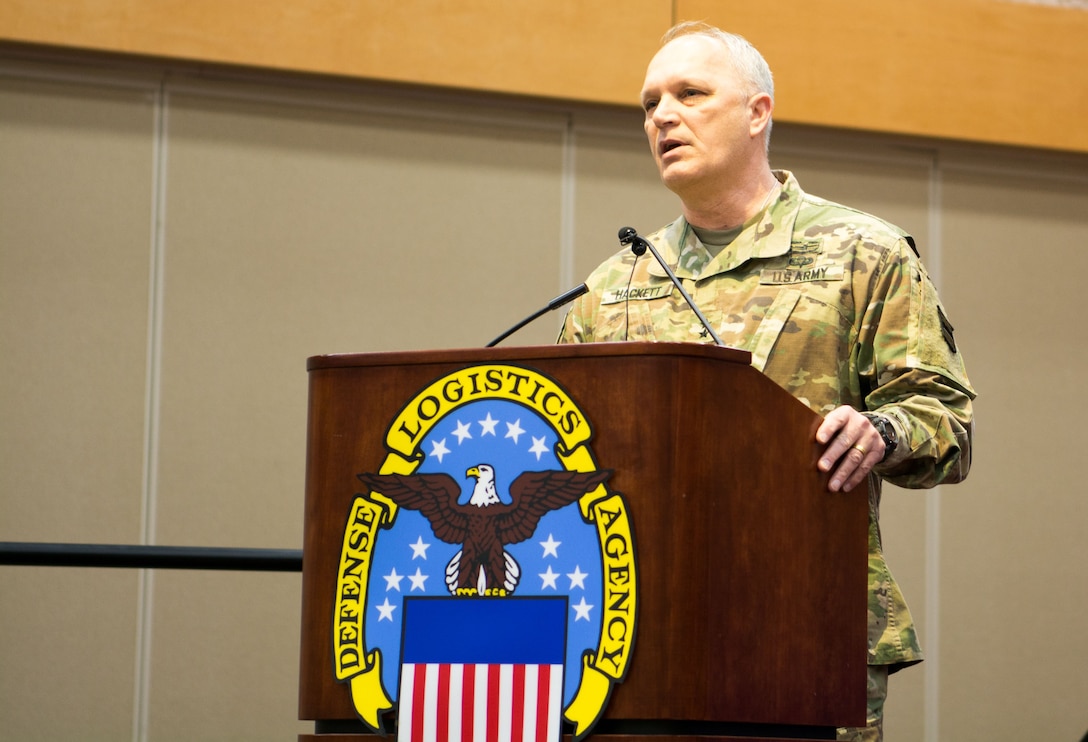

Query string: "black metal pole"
[0, 542, 302, 572]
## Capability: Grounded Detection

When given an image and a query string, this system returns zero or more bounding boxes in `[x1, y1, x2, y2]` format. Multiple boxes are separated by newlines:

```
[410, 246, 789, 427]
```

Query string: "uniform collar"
[648, 170, 803, 281]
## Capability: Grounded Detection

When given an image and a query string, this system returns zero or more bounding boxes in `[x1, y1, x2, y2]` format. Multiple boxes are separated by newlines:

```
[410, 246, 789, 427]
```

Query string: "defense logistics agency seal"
[333, 364, 637, 741]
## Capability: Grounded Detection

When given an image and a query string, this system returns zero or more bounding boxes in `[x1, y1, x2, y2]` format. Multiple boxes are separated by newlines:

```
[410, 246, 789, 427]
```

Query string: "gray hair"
[661, 21, 775, 149]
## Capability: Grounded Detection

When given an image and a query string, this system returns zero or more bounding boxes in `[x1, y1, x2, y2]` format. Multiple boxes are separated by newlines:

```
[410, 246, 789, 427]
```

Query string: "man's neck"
[681, 168, 779, 231]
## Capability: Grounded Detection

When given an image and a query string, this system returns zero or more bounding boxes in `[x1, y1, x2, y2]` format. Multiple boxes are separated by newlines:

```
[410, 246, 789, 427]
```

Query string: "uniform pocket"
[749, 289, 801, 372]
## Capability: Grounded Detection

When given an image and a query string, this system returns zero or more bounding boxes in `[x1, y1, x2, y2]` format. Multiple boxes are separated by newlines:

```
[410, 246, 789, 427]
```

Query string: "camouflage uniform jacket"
[559, 170, 975, 669]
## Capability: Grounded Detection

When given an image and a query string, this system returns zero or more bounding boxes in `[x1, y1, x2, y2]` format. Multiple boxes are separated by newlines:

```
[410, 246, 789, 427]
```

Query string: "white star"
[539, 533, 561, 558]
[479, 413, 499, 436]
[408, 567, 429, 592]
[528, 435, 549, 460]
[383, 568, 404, 592]
[452, 420, 473, 444]
[567, 565, 588, 590]
[505, 419, 525, 444]
[538, 566, 559, 590]
[376, 598, 397, 622]
[429, 438, 450, 463]
[409, 535, 430, 560]
[572, 596, 594, 622]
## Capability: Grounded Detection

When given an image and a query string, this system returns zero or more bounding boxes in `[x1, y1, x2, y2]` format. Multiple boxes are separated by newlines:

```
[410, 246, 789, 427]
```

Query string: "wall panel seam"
[924, 154, 943, 742]
[133, 76, 170, 742]
[0, 58, 160, 90]
[162, 75, 571, 134]
[772, 142, 939, 170]
[939, 158, 1088, 184]
[560, 115, 577, 301]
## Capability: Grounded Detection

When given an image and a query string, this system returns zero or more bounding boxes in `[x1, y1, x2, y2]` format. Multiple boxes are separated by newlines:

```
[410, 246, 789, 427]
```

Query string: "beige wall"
[3, 44, 1088, 742]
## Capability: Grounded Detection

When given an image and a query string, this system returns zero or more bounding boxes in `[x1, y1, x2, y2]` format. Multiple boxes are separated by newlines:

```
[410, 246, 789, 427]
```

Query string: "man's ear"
[748, 92, 774, 139]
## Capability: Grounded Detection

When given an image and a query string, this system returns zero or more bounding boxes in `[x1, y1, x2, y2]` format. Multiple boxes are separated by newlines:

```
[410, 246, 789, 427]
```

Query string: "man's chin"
[659, 166, 696, 195]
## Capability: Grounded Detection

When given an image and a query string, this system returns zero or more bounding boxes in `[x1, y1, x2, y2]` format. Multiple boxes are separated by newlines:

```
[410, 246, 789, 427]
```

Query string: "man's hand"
[816, 406, 884, 492]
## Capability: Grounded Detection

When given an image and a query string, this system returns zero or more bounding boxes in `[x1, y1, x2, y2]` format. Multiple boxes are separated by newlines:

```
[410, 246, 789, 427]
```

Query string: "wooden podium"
[299, 342, 868, 741]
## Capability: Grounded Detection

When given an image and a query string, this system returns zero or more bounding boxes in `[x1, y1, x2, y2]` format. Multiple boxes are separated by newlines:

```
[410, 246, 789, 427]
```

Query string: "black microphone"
[486, 283, 589, 347]
[618, 226, 725, 346]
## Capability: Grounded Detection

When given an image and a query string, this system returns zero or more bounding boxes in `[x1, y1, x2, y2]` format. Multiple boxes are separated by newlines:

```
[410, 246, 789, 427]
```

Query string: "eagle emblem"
[358, 464, 611, 596]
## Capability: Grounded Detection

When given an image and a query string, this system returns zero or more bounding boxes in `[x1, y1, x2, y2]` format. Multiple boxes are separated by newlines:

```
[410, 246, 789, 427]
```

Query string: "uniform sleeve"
[858, 238, 976, 489]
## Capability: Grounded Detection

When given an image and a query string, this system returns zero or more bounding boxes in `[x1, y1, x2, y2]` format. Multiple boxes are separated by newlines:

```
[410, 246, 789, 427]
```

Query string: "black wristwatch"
[863, 413, 898, 461]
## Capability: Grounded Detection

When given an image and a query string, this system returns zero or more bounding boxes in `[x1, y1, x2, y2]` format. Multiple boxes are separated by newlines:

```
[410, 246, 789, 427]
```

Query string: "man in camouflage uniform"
[559, 21, 975, 742]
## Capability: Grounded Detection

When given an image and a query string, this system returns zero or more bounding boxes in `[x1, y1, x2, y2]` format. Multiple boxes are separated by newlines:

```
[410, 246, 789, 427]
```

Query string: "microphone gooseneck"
[485, 283, 589, 347]
[617, 226, 725, 347]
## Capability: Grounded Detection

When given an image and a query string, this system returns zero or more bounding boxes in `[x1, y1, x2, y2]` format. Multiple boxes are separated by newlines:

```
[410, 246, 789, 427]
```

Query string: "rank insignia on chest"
[787, 240, 823, 267]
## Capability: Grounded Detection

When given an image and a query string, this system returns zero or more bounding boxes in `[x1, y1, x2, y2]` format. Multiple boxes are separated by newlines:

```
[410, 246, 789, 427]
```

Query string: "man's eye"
[680, 89, 701, 99]
[643, 100, 658, 112]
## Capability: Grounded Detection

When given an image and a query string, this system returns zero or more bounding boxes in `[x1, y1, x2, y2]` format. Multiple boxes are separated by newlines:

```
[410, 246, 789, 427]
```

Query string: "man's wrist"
[862, 412, 899, 462]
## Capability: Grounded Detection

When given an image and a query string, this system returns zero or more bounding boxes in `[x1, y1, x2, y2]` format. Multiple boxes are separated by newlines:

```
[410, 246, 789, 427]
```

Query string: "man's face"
[640, 35, 760, 195]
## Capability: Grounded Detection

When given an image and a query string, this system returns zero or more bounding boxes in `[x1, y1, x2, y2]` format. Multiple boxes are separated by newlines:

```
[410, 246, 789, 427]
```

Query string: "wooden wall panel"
[679, 0, 1088, 153]
[0, 0, 669, 105]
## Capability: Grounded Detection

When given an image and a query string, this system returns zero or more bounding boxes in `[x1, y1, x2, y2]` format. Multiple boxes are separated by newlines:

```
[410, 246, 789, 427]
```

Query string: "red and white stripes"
[398, 662, 563, 742]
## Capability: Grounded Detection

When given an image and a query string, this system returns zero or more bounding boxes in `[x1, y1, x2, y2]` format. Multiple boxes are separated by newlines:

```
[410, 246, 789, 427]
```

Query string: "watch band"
[862, 412, 898, 461]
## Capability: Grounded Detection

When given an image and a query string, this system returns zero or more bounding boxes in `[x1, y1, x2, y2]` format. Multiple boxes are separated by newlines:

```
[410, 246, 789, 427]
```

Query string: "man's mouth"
[659, 140, 685, 156]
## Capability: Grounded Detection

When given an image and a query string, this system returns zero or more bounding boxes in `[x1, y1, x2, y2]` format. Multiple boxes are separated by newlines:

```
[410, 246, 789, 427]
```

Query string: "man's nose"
[651, 97, 679, 128]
